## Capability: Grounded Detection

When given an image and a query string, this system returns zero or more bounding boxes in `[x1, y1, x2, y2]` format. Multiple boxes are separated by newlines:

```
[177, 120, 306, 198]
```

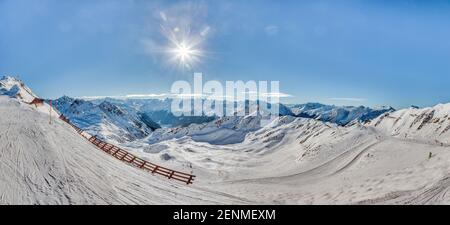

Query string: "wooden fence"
[59, 115, 195, 185]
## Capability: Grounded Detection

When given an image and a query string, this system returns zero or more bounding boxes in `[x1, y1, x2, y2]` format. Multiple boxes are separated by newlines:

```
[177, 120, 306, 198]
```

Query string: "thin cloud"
[264, 25, 279, 35]
[243, 91, 293, 98]
[78, 93, 172, 100]
[329, 97, 366, 102]
[78, 92, 293, 101]
[159, 11, 167, 21]
[200, 26, 211, 37]
[125, 94, 171, 98]
[261, 92, 292, 98]
[174, 93, 204, 99]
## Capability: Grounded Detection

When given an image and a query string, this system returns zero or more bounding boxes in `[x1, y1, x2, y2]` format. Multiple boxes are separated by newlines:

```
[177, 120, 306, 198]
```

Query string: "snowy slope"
[145, 114, 265, 146]
[0, 76, 38, 103]
[153, 116, 450, 204]
[368, 104, 450, 145]
[117, 111, 450, 204]
[0, 76, 57, 117]
[53, 96, 160, 143]
[90, 98, 216, 127]
[65, 96, 393, 146]
[288, 103, 394, 125]
[3, 76, 450, 205]
[0, 96, 243, 204]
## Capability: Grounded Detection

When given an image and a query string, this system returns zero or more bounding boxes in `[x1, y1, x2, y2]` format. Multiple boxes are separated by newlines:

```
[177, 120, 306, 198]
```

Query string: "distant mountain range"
[1, 76, 394, 143]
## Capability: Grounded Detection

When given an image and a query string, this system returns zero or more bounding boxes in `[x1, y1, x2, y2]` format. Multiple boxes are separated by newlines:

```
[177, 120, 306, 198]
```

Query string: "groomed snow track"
[59, 114, 196, 185]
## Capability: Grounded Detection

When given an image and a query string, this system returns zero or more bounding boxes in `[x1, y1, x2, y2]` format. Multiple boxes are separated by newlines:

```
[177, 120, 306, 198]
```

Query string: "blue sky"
[1, 0, 450, 109]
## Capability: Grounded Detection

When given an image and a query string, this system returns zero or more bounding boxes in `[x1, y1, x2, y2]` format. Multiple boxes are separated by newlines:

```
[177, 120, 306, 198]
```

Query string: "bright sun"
[174, 43, 194, 62]
[168, 40, 203, 69]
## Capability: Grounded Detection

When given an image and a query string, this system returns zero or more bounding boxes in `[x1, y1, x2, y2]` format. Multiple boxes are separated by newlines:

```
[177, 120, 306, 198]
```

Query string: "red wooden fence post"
[120, 153, 128, 161]
[168, 171, 175, 179]
[187, 175, 193, 185]
[49, 100, 52, 124]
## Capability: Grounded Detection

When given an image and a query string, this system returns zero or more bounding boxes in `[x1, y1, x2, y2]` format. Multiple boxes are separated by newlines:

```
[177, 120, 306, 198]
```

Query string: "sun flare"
[167, 38, 203, 69]
[168, 40, 202, 68]
[174, 42, 194, 62]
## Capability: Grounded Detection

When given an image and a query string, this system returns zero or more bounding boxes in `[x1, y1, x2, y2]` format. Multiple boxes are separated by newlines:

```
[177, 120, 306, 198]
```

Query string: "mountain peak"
[0, 75, 37, 102]
[0, 75, 24, 86]
[1, 75, 20, 80]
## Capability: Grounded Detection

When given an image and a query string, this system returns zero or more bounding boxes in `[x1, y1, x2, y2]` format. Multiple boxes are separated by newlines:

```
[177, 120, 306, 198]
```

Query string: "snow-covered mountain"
[53, 96, 160, 143]
[288, 103, 394, 125]
[368, 104, 450, 145]
[74, 98, 293, 145]
[85, 97, 392, 130]
[0, 76, 38, 103]
[144, 114, 266, 146]
[90, 98, 217, 127]
[54, 96, 394, 148]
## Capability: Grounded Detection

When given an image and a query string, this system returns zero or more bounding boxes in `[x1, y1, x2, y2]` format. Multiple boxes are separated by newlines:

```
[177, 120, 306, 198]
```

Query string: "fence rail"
[59, 114, 195, 185]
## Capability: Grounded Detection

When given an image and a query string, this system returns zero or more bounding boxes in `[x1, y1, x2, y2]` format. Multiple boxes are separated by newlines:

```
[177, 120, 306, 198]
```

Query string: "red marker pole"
[49, 100, 52, 124]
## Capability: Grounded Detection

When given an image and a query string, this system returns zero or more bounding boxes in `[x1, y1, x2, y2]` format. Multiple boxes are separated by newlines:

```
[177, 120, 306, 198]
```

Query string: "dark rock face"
[160, 153, 175, 161]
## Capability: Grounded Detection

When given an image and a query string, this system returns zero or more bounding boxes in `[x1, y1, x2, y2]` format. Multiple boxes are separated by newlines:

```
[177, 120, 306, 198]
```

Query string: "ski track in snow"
[161, 122, 450, 205]
[0, 96, 245, 205]
[3, 94, 450, 204]
[108, 113, 450, 205]
[3, 75, 450, 204]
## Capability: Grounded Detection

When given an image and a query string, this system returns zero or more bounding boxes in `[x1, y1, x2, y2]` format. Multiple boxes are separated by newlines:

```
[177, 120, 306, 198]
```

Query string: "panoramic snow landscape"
[2, 1, 450, 207]
[2, 75, 450, 205]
